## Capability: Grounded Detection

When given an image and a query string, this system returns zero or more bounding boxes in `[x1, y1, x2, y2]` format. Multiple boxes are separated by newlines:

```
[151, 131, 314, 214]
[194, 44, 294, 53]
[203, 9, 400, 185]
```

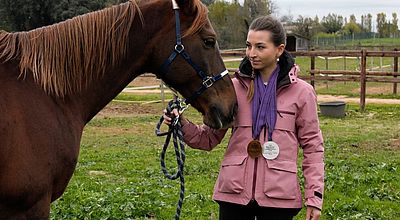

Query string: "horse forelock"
[183, 0, 208, 38]
[0, 0, 141, 97]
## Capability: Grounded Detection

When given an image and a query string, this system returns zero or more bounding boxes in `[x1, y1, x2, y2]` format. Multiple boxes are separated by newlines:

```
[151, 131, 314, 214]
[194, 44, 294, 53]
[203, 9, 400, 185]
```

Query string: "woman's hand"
[306, 206, 321, 220]
[163, 108, 180, 125]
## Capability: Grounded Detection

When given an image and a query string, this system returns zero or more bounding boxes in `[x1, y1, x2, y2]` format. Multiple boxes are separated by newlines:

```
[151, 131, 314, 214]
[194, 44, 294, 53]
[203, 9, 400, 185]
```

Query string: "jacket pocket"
[264, 160, 298, 200]
[275, 111, 296, 132]
[217, 156, 248, 194]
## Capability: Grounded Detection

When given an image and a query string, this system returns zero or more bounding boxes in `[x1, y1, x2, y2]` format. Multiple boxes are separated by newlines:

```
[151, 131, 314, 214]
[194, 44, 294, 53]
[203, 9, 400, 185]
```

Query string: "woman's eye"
[204, 39, 216, 47]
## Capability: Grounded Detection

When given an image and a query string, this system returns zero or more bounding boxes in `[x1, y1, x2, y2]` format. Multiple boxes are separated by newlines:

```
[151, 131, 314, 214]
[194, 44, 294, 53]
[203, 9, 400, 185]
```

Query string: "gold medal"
[247, 140, 262, 158]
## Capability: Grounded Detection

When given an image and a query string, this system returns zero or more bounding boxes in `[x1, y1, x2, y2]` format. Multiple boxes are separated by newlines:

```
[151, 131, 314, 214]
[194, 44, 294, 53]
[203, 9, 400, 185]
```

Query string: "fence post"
[360, 49, 367, 111]
[325, 57, 329, 70]
[310, 49, 315, 88]
[160, 81, 165, 106]
[394, 48, 398, 95]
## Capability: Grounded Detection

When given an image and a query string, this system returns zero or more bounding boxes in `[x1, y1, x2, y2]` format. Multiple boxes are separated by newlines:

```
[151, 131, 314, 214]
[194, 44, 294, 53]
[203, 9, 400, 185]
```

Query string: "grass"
[49, 99, 400, 220]
[114, 93, 175, 102]
[341, 37, 400, 47]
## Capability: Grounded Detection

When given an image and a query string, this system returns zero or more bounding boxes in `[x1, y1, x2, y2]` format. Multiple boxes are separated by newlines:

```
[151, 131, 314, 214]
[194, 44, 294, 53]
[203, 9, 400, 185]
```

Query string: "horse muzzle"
[203, 102, 237, 129]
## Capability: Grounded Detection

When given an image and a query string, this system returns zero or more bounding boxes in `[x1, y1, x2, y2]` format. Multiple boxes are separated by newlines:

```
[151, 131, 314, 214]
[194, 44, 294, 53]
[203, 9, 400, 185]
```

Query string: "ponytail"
[247, 69, 256, 101]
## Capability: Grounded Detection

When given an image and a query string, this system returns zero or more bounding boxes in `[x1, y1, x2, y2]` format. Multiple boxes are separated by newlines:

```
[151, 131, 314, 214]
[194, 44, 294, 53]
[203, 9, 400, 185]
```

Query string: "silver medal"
[262, 141, 280, 160]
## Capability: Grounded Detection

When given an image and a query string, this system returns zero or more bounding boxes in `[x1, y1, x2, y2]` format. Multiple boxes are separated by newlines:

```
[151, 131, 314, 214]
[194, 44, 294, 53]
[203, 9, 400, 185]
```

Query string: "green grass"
[50, 100, 400, 219]
[114, 93, 175, 102]
[342, 37, 400, 47]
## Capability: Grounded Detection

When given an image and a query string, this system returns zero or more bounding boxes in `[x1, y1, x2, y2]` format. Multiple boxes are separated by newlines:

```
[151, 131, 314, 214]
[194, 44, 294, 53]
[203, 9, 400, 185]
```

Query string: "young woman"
[164, 16, 324, 220]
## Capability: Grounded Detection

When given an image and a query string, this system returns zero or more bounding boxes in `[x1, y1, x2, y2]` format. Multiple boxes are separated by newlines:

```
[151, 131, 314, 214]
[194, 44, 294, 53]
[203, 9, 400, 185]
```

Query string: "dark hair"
[249, 16, 286, 46]
[246, 16, 286, 101]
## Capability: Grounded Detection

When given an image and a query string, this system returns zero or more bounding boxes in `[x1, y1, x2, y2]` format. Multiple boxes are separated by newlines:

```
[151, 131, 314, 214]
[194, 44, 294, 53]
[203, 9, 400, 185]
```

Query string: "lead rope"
[155, 96, 189, 220]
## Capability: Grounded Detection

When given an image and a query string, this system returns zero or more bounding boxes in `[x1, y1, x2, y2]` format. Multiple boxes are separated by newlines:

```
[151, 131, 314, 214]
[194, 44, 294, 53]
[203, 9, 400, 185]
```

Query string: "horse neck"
[74, 43, 146, 123]
[73, 3, 167, 123]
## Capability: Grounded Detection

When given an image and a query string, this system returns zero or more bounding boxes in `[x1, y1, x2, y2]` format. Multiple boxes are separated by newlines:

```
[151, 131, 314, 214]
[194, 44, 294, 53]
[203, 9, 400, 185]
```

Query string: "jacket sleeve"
[295, 86, 325, 210]
[180, 117, 228, 151]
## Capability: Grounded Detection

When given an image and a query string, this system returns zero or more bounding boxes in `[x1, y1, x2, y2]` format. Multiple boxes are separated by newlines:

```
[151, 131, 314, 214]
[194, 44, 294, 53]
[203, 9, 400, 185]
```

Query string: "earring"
[276, 58, 280, 62]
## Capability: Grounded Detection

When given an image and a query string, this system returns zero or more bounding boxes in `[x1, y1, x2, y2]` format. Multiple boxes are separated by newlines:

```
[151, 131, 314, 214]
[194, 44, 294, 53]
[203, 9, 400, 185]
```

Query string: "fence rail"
[221, 49, 400, 111]
[129, 49, 399, 110]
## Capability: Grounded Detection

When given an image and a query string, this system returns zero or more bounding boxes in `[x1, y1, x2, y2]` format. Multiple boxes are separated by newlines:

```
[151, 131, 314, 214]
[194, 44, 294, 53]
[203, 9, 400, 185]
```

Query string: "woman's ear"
[277, 44, 285, 57]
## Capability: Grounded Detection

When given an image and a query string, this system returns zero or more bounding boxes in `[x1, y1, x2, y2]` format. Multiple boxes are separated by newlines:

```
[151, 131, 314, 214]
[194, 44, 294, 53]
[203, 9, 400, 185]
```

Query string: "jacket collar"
[236, 50, 295, 89]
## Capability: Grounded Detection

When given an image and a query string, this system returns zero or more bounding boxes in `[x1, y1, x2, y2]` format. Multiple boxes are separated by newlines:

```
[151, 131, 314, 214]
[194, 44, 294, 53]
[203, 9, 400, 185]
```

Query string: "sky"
[273, 0, 400, 29]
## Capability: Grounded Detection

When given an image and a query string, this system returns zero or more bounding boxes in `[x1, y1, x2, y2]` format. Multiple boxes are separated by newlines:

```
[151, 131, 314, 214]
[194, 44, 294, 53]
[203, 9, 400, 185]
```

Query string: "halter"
[159, 0, 229, 105]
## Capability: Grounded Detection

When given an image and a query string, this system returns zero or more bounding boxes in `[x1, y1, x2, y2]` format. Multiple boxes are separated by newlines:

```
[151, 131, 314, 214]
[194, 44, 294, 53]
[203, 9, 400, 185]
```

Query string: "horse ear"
[176, 0, 196, 15]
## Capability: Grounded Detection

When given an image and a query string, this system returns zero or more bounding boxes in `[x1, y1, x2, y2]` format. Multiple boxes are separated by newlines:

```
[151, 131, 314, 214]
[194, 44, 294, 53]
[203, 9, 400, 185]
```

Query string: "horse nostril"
[209, 103, 237, 129]
[209, 106, 223, 128]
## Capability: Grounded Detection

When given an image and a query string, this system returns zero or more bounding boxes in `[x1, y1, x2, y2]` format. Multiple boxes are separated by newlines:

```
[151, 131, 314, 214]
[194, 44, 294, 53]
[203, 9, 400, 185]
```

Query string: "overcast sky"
[273, 0, 400, 29]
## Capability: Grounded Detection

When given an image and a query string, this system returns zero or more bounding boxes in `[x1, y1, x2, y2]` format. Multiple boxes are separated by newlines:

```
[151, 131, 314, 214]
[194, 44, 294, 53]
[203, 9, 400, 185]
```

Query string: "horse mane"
[0, 1, 140, 97]
[0, 0, 207, 97]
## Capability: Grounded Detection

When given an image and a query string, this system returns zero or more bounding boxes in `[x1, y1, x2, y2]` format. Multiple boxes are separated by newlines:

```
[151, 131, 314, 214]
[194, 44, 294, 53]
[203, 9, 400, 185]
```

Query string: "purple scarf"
[252, 65, 280, 141]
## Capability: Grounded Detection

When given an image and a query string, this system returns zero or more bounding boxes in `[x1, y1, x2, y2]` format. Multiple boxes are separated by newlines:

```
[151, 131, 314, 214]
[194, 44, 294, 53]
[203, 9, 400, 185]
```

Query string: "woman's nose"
[247, 48, 256, 59]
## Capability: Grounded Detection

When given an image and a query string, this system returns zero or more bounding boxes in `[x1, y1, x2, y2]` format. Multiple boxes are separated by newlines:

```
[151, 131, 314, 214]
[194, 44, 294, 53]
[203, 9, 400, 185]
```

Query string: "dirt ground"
[97, 102, 162, 117]
[317, 95, 400, 104]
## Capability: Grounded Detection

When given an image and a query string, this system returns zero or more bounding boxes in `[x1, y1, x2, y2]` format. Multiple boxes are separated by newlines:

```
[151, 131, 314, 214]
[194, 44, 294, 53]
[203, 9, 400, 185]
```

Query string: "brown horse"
[0, 0, 237, 218]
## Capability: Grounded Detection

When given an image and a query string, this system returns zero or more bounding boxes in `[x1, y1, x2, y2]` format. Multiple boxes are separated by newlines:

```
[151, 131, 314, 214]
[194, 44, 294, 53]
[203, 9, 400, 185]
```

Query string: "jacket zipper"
[251, 157, 258, 200]
[277, 110, 296, 116]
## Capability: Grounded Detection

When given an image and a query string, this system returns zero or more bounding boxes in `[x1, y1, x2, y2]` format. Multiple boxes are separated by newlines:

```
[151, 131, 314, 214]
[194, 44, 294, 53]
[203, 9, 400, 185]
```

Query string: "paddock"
[48, 93, 400, 219]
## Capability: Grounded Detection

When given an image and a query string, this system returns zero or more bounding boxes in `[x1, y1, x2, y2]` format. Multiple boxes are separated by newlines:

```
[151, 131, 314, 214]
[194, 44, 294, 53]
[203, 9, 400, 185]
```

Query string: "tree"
[293, 15, 313, 39]
[376, 12, 387, 37]
[280, 14, 294, 24]
[201, 0, 215, 6]
[342, 14, 361, 35]
[0, 0, 60, 31]
[52, 0, 108, 23]
[392, 13, 399, 37]
[343, 21, 362, 35]
[367, 14, 373, 32]
[0, 7, 11, 30]
[243, 0, 273, 29]
[321, 13, 343, 34]
[0, 0, 117, 31]
[208, 0, 245, 49]
[361, 13, 373, 33]
[349, 14, 356, 23]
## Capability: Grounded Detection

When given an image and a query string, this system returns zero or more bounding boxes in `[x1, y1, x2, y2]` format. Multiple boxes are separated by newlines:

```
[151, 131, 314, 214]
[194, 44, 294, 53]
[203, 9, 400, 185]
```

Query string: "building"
[285, 33, 310, 51]
[282, 22, 310, 51]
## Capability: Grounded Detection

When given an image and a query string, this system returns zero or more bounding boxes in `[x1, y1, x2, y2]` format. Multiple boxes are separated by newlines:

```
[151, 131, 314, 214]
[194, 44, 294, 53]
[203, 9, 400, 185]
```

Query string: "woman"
[164, 15, 324, 220]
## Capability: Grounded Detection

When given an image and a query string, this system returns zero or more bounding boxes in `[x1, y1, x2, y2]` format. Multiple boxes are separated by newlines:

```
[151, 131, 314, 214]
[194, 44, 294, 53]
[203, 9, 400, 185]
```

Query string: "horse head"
[148, 0, 237, 129]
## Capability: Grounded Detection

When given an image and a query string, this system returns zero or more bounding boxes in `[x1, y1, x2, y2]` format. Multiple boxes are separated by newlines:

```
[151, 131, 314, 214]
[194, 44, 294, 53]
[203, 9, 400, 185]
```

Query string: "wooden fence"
[221, 49, 400, 111]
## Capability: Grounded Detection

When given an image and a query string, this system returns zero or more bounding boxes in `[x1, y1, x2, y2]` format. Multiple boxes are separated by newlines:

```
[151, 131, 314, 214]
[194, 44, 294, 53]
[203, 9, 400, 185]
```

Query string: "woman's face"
[246, 30, 284, 72]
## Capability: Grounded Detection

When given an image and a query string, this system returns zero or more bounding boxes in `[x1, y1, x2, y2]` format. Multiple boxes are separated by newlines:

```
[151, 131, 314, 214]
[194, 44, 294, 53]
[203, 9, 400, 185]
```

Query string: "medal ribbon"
[252, 65, 280, 141]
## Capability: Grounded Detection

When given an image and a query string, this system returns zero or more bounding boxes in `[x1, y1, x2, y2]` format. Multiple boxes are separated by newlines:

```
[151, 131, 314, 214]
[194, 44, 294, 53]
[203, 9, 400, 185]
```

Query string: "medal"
[247, 140, 262, 158]
[262, 141, 279, 160]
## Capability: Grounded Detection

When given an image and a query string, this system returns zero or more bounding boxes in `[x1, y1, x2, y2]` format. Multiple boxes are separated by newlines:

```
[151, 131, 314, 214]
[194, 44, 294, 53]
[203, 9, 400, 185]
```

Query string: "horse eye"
[204, 39, 216, 48]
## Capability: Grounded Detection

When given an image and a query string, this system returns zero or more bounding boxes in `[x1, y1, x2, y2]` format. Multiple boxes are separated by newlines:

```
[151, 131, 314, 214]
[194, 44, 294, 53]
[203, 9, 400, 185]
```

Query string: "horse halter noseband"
[159, 0, 229, 105]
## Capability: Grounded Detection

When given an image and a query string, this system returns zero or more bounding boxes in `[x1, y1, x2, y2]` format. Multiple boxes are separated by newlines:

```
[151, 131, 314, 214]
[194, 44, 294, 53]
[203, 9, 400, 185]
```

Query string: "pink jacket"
[181, 64, 324, 210]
